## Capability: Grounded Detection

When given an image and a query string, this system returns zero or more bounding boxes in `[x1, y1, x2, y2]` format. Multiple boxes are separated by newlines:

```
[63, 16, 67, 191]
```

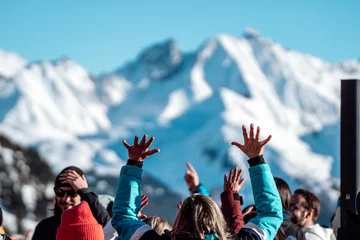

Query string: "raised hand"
[231, 123, 272, 159]
[223, 167, 245, 193]
[122, 135, 160, 162]
[58, 170, 88, 192]
[184, 162, 200, 191]
[243, 205, 255, 216]
[138, 195, 149, 219]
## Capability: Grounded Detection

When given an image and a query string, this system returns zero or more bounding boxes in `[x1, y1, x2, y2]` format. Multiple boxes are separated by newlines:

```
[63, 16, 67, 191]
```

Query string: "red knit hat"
[57, 201, 104, 240]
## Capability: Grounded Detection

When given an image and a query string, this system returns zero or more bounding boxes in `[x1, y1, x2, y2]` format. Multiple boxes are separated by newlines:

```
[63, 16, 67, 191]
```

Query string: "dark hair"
[274, 177, 291, 211]
[294, 189, 321, 222]
[53, 199, 62, 216]
[107, 201, 113, 218]
[54, 166, 84, 190]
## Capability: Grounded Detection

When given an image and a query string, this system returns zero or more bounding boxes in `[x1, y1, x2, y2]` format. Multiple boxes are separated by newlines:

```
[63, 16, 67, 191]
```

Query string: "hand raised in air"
[231, 123, 271, 159]
[123, 135, 160, 162]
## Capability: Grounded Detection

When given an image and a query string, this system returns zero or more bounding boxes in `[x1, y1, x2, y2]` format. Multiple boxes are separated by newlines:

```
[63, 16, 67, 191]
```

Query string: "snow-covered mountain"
[0, 49, 27, 78]
[1, 29, 360, 230]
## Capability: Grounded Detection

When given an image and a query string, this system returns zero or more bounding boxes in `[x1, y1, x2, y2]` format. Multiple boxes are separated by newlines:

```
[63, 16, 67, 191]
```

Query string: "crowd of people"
[1, 124, 360, 239]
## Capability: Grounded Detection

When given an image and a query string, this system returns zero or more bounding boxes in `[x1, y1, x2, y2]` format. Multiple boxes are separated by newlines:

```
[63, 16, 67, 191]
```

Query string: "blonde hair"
[172, 194, 229, 240]
[143, 216, 172, 235]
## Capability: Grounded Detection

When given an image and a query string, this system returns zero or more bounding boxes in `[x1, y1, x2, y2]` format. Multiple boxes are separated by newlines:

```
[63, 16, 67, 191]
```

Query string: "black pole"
[340, 79, 360, 226]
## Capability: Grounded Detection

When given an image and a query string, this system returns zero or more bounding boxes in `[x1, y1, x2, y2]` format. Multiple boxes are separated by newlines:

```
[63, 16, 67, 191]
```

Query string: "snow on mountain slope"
[0, 76, 20, 122]
[97, 33, 359, 223]
[0, 30, 360, 225]
[1, 58, 110, 140]
[244, 29, 358, 131]
[301, 122, 340, 178]
[0, 49, 27, 78]
[0, 57, 113, 173]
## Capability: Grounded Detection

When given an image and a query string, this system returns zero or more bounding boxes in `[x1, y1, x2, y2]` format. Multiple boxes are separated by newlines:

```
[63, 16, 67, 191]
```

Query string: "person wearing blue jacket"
[112, 124, 283, 240]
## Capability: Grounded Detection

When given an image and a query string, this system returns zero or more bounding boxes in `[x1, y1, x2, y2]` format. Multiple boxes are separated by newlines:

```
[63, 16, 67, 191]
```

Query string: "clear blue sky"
[1, 0, 359, 74]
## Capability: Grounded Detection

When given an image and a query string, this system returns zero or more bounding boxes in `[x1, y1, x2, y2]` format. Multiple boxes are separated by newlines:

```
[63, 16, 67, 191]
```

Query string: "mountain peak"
[53, 55, 73, 65]
[138, 38, 183, 80]
[243, 27, 260, 39]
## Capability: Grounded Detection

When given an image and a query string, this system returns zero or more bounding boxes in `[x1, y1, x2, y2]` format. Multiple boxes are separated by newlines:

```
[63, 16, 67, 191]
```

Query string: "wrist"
[233, 193, 243, 205]
[189, 183, 201, 192]
[247, 155, 265, 167]
[127, 159, 143, 168]
[224, 189, 239, 193]
[128, 157, 143, 162]
[188, 181, 200, 191]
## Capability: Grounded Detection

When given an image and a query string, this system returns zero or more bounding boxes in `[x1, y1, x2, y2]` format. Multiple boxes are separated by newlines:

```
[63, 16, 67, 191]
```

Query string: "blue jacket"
[112, 162, 282, 240]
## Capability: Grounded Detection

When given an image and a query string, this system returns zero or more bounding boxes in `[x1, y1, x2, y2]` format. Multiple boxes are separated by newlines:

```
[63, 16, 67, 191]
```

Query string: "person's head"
[143, 216, 172, 235]
[56, 201, 104, 240]
[290, 189, 321, 227]
[53, 166, 85, 213]
[98, 195, 114, 218]
[274, 177, 291, 211]
[172, 194, 228, 240]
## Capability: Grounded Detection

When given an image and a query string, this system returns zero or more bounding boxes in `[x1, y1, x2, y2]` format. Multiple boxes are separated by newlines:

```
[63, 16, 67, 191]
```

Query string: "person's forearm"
[246, 156, 283, 240]
[112, 164, 155, 240]
[113, 165, 143, 222]
[112, 135, 162, 240]
[221, 191, 244, 234]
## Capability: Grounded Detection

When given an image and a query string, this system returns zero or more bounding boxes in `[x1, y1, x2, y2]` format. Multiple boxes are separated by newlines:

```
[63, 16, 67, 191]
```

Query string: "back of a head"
[98, 195, 115, 218]
[143, 216, 172, 235]
[294, 189, 321, 222]
[274, 177, 291, 211]
[56, 201, 104, 240]
[172, 194, 228, 240]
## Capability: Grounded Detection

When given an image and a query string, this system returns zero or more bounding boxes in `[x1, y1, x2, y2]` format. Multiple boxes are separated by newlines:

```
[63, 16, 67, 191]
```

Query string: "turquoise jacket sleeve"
[191, 184, 210, 196]
[246, 164, 283, 240]
[111, 165, 154, 240]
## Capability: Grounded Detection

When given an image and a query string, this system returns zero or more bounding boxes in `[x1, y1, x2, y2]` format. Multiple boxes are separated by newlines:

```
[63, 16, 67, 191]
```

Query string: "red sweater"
[221, 191, 244, 234]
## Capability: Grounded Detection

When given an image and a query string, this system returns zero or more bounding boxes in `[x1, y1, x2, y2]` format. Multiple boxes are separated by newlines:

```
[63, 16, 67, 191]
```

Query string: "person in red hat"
[32, 166, 110, 240]
[56, 201, 104, 240]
